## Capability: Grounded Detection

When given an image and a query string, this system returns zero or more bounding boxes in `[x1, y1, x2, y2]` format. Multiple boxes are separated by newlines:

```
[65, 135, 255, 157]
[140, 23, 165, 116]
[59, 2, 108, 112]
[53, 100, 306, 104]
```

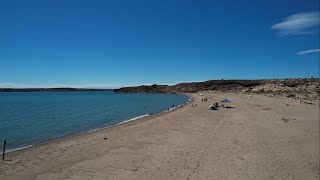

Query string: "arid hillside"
[114, 78, 320, 102]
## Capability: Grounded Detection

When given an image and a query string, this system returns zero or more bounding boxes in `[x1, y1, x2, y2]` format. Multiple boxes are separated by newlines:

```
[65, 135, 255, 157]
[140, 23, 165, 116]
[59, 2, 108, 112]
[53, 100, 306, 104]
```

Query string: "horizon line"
[1, 77, 318, 89]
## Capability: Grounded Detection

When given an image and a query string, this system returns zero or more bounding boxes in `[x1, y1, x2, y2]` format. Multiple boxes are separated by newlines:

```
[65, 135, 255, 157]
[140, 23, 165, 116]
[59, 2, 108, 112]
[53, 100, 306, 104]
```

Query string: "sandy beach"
[0, 92, 319, 180]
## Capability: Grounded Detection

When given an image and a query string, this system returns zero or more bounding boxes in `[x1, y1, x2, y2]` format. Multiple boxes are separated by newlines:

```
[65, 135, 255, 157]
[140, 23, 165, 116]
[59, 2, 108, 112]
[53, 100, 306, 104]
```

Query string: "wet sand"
[0, 92, 319, 180]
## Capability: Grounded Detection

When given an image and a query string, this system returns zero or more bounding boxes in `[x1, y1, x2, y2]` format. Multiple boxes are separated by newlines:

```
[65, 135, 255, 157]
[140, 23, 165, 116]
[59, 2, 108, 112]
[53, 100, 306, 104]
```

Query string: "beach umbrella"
[220, 98, 231, 107]
[220, 98, 231, 103]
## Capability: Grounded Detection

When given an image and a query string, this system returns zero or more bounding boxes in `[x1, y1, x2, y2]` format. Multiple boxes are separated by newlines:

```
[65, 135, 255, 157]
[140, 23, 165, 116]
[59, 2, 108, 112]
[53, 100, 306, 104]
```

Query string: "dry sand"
[0, 92, 319, 180]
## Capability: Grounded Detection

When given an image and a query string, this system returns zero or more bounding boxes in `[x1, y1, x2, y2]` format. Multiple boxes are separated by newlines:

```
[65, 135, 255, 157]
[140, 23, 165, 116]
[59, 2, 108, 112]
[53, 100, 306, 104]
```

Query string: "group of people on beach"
[201, 96, 221, 110]
[165, 104, 184, 111]
[202, 98, 208, 102]
[209, 102, 220, 110]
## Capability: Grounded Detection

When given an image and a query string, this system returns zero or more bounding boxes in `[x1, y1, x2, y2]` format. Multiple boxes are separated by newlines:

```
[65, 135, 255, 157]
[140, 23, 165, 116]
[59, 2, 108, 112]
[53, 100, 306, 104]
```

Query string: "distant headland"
[0, 88, 113, 92]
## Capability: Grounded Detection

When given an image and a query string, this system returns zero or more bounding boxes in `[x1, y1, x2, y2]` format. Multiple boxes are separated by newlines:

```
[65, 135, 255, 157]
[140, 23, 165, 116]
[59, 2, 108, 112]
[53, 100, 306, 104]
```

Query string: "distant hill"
[114, 80, 266, 93]
[0, 88, 113, 92]
[114, 78, 320, 101]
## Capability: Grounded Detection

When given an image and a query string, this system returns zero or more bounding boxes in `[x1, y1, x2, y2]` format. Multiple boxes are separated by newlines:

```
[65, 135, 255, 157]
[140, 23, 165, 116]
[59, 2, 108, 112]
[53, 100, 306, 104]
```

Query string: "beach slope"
[0, 92, 319, 180]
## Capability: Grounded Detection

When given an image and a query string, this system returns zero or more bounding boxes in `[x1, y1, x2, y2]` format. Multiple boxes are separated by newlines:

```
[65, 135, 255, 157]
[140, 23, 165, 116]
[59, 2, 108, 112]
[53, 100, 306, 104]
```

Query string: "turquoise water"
[0, 92, 190, 151]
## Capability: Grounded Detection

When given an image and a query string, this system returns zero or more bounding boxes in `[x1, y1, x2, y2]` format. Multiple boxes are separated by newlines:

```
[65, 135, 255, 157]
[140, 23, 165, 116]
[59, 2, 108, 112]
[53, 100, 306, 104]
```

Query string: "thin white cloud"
[297, 49, 320, 55]
[271, 11, 319, 36]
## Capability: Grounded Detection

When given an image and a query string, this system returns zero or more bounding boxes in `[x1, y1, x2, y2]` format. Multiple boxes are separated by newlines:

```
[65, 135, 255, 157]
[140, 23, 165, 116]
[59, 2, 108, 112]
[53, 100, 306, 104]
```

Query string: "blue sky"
[0, 0, 319, 88]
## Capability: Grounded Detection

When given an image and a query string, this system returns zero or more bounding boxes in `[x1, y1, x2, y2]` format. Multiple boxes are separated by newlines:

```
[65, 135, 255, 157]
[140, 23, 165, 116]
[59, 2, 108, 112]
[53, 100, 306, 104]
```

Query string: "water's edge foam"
[89, 114, 150, 133]
[4, 145, 34, 154]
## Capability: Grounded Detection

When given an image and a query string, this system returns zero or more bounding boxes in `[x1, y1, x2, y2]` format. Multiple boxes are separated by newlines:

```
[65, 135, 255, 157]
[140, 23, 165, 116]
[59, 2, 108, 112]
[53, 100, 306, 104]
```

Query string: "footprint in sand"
[281, 118, 290, 123]
[262, 107, 271, 110]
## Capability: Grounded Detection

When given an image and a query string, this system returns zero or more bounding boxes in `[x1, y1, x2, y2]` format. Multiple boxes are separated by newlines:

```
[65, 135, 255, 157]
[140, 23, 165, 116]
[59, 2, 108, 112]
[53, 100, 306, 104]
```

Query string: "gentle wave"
[118, 114, 150, 125]
[89, 114, 150, 133]
[1, 145, 34, 154]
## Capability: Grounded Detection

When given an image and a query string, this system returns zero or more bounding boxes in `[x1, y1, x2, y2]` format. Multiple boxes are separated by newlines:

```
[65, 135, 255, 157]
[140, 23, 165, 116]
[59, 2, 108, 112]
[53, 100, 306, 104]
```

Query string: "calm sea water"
[0, 92, 190, 151]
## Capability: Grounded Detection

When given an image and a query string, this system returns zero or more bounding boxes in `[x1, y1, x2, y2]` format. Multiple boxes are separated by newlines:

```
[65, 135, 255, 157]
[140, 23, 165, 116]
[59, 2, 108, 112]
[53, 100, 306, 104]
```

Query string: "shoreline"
[1, 92, 318, 180]
[3, 94, 193, 155]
